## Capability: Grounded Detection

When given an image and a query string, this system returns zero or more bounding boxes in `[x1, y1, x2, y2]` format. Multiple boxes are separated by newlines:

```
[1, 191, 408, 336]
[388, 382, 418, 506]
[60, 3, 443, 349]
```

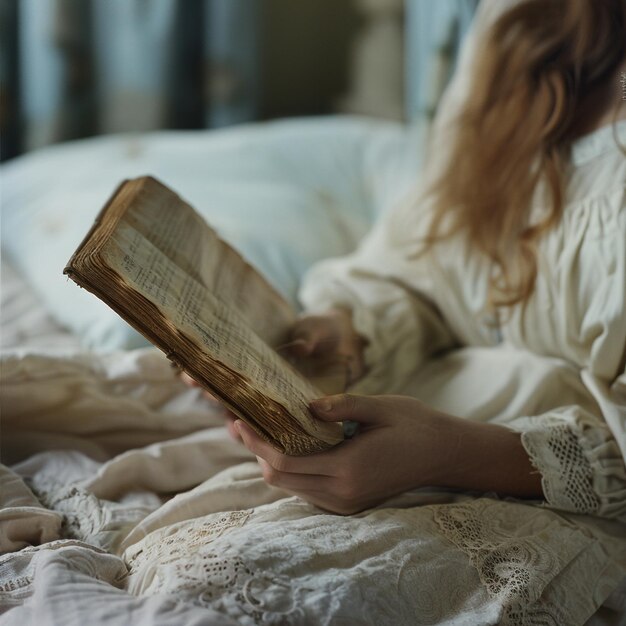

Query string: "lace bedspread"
[1, 264, 625, 626]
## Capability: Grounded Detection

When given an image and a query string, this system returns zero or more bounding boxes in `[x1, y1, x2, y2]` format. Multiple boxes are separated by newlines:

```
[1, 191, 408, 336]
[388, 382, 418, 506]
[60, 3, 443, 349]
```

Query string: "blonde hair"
[423, 0, 626, 309]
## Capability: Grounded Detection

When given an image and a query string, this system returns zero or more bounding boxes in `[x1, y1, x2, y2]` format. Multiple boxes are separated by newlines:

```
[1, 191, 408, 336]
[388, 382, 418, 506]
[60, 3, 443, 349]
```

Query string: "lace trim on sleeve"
[520, 423, 600, 514]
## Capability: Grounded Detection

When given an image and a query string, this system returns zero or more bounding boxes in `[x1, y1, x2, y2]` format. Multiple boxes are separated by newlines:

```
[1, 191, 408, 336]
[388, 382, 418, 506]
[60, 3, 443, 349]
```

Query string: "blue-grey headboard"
[405, 0, 478, 123]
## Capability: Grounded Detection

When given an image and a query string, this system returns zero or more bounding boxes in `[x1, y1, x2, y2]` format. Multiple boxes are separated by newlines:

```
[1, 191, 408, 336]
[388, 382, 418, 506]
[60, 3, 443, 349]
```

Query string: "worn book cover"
[64, 176, 344, 455]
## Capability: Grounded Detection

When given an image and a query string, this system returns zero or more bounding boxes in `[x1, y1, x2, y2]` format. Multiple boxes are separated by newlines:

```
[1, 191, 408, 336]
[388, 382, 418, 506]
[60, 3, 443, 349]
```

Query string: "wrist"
[434, 417, 544, 499]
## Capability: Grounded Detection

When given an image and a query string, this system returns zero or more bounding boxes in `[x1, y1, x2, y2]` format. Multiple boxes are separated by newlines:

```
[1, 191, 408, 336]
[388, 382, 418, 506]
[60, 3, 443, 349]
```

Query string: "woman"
[191, 0, 626, 519]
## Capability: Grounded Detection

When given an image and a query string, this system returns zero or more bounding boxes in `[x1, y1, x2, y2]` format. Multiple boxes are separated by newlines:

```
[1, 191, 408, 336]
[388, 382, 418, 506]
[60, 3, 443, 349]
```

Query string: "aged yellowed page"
[100, 217, 341, 446]
[65, 177, 344, 452]
[121, 181, 295, 348]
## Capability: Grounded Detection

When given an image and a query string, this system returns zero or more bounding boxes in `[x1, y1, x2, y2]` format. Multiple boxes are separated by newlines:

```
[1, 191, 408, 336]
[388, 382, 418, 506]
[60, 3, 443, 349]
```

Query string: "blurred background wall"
[0, 0, 477, 162]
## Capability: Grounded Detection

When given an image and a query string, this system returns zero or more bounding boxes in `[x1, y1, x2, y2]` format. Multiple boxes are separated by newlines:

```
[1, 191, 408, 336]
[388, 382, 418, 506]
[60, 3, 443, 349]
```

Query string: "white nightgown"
[299, 0, 626, 526]
[300, 119, 626, 523]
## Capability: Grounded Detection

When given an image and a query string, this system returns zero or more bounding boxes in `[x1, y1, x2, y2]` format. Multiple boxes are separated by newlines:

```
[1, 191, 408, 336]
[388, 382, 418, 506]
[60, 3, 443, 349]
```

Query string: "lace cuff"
[508, 408, 626, 521]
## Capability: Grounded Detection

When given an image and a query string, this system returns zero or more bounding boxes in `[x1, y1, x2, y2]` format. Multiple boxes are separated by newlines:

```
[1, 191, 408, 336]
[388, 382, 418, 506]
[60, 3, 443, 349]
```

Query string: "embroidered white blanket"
[0, 252, 624, 626]
[1, 347, 625, 626]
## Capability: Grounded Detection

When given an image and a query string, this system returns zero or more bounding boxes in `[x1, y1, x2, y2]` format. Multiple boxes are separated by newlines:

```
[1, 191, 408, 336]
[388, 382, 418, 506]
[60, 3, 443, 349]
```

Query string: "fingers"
[236, 418, 379, 515]
[256, 458, 331, 492]
[180, 372, 219, 403]
[180, 371, 201, 387]
[280, 338, 314, 359]
[226, 417, 242, 441]
[289, 315, 339, 356]
[180, 372, 240, 428]
[310, 394, 384, 425]
[255, 458, 374, 516]
[235, 420, 336, 475]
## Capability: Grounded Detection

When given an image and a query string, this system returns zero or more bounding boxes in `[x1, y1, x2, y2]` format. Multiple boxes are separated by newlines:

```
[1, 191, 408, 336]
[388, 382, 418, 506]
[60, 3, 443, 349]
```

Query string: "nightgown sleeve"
[299, 0, 520, 395]
[505, 180, 626, 521]
[299, 199, 458, 395]
[505, 362, 626, 521]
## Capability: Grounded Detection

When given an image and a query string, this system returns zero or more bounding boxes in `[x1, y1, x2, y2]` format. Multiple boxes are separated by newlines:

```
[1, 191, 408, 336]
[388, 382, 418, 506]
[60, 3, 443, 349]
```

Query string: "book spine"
[63, 179, 130, 275]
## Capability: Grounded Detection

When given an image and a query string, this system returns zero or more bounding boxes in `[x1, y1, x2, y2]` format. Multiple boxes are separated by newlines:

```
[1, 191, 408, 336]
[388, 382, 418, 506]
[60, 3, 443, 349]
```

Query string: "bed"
[1, 115, 625, 626]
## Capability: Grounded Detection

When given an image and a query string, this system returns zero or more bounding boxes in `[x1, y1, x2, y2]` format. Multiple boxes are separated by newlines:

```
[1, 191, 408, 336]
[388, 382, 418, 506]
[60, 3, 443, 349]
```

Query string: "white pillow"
[0, 117, 423, 349]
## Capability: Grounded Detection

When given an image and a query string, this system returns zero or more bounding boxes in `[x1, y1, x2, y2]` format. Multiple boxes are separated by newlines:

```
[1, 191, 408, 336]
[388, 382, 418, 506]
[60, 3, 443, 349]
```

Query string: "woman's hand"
[235, 393, 543, 515]
[282, 309, 367, 393]
[180, 372, 241, 441]
[235, 394, 454, 514]
[179, 307, 366, 437]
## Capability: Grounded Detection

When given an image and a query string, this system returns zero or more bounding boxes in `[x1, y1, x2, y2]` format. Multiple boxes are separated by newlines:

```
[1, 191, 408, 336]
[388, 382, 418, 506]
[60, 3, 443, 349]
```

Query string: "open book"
[64, 176, 344, 455]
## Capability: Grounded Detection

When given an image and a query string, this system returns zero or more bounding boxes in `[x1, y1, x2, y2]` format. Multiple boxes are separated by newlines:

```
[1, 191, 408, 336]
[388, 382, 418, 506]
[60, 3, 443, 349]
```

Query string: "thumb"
[309, 394, 384, 425]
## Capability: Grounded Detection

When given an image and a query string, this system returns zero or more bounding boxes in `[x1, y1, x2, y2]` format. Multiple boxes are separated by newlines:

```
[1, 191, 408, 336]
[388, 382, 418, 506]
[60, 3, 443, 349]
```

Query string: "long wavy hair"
[423, 0, 626, 309]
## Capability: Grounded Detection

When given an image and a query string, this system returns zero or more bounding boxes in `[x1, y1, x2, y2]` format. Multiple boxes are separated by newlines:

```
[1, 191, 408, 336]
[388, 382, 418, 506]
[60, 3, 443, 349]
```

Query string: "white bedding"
[1, 255, 625, 625]
[4, 0, 625, 616]
[0, 117, 424, 350]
